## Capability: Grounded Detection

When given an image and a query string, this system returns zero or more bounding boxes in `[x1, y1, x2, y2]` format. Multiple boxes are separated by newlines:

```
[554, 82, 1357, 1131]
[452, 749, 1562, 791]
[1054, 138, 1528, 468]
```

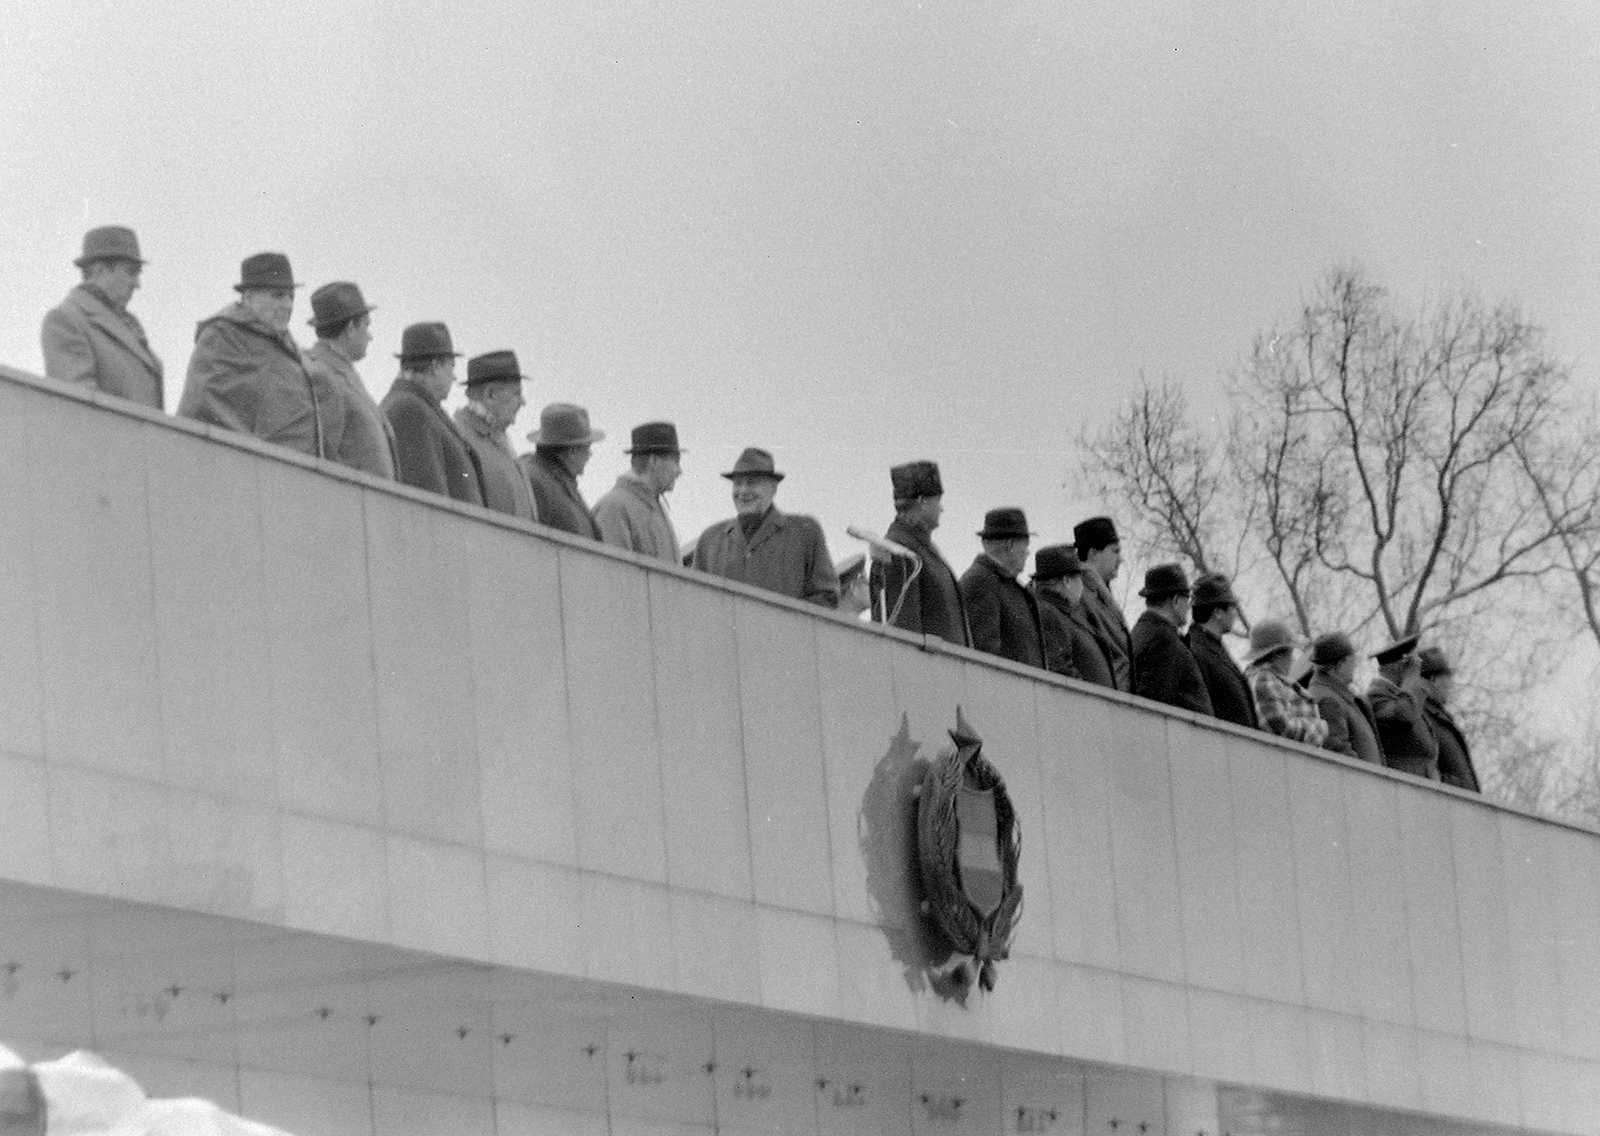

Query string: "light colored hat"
[527, 403, 605, 447]
[1243, 619, 1302, 665]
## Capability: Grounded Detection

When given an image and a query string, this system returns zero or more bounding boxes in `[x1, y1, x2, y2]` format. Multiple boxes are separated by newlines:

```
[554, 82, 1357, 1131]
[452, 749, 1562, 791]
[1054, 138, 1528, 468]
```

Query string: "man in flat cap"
[594, 422, 683, 562]
[870, 461, 971, 647]
[180, 252, 338, 458]
[1130, 564, 1213, 715]
[693, 448, 839, 606]
[1185, 572, 1257, 729]
[1243, 620, 1326, 745]
[380, 322, 485, 506]
[41, 225, 164, 408]
[1367, 634, 1439, 779]
[303, 281, 397, 479]
[520, 403, 604, 539]
[1074, 516, 1133, 691]
[1306, 632, 1382, 764]
[1031, 545, 1116, 687]
[959, 508, 1045, 669]
[1418, 647, 1480, 792]
[454, 351, 538, 522]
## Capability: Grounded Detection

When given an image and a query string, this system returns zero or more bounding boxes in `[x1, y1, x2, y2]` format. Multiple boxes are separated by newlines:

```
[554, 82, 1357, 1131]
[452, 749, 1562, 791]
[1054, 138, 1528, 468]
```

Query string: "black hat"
[1073, 516, 1119, 552]
[1033, 544, 1084, 581]
[722, 447, 784, 481]
[626, 422, 683, 455]
[1191, 572, 1238, 607]
[1138, 563, 1191, 599]
[1418, 646, 1453, 679]
[75, 225, 144, 267]
[464, 350, 526, 386]
[1310, 632, 1356, 667]
[890, 461, 943, 500]
[307, 281, 374, 330]
[1372, 634, 1421, 666]
[396, 322, 460, 361]
[977, 507, 1034, 540]
[234, 252, 299, 292]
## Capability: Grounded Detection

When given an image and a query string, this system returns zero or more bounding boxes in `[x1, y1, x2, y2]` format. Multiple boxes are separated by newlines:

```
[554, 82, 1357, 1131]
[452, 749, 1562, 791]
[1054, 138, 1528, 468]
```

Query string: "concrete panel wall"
[2, 367, 1595, 1133]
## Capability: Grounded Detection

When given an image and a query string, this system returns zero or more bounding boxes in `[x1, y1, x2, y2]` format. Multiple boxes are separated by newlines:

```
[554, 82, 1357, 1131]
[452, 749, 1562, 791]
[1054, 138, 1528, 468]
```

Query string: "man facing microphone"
[868, 461, 971, 647]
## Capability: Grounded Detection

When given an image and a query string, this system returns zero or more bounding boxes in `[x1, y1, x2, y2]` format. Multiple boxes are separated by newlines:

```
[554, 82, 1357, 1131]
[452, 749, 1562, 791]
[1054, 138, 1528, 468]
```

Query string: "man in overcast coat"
[959, 508, 1045, 670]
[869, 461, 970, 647]
[694, 447, 838, 606]
[1185, 572, 1257, 729]
[41, 226, 164, 409]
[1130, 563, 1213, 716]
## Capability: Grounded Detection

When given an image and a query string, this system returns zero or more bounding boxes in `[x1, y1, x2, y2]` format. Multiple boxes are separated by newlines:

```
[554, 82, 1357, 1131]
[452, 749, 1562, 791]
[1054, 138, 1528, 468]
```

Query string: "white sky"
[3, 0, 1597, 582]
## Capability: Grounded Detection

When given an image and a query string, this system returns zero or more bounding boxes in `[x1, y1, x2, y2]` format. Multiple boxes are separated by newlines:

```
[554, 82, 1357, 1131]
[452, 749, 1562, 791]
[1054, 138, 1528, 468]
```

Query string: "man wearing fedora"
[1032, 544, 1115, 687]
[520, 403, 605, 539]
[959, 508, 1045, 669]
[1243, 620, 1327, 745]
[594, 422, 683, 562]
[1185, 572, 1257, 729]
[380, 322, 485, 506]
[869, 461, 971, 647]
[1073, 516, 1133, 692]
[303, 281, 397, 479]
[180, 252, 337, 459]
[42, 225, 164, 409]
[454, 351, 538, 522]
[1307, 632, 1382, 764]
[1417, 647, 1480, 792]
[1367, 634, 1439, 779]
[692, 447, 839, 607]
[1130, 564, 1213, 715]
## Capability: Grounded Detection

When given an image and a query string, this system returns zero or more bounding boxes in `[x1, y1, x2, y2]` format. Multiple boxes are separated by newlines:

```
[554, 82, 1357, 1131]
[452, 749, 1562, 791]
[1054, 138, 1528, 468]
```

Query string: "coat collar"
[721, 506, 786, 552]
[69, 284, 160, 367]
[614, 471, 665, 509]
[199, 302, 301, 360]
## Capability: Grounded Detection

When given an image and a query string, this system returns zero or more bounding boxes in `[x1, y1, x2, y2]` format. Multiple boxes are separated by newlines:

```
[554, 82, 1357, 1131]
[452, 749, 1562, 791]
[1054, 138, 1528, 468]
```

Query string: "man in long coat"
[1074, 516, 1133, 691]
[1130, 564, 1213, 716]
[869, 461, 970, 647]
[520, 402, 605, 539]
[594, 422, 683, 562]
[1418, 647, 1481, 792]
[959, 508, 1045, 669]
[1307, 632, 1383, 764]
[1185, 572, 1257, 729]
[454, 351, 538, 521]
[1031, 545, 1115, 687]
[180, 252, 339, 458]
[380, 322, 484, 506]
[41, 226, 164, 409]
[302, 281, 397, 479]
[693, 447, 838, 606]
[1367, 635, 1440, 780]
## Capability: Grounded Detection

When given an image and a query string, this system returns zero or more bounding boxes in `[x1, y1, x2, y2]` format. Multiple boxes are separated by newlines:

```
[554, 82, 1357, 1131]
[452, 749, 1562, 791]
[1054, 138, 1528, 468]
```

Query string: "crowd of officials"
[40, 229, 1478, 793]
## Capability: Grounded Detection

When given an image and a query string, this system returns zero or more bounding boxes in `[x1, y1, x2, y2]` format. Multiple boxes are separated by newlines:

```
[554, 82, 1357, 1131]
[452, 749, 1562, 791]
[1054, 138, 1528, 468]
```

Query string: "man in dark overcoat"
[1074, 516, 1133, 691]
[380, 322, 485, 506]
[1306, 632, 1383, 764]
[693, 448, 839, 606]
[869, 461, 971, 647]
[1367, 635, 1440, 780]
[1031, 545, 1116, 687]
[303, 281, 398, 479]
[959, 508, 1046, 669]
[520, 402, 605, 539]
[1418, 647, 1480, 792]
[41, 226, 164, 408]
[1130, 564, 1213, 715]
[1185, 572, 1256, 729]
[455, 351, 538, 522]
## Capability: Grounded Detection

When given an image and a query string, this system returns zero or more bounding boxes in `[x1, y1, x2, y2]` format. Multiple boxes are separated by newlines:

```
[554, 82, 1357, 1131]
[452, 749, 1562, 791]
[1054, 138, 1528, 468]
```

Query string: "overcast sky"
[3, 0, 1597, 582]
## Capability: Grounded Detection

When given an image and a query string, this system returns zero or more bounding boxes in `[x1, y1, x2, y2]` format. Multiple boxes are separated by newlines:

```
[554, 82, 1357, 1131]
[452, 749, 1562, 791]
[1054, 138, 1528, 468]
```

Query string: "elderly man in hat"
[520, 402, 605, 539]
[303, 281, 397, 479]
[1032, 544, 1116, 687]
[380, 322, 485, 505]
[1130, 564, 1213, 715]
[693, 447, 839, 606]
[454, 351, 538, 521]
[594, 422, 683, 562]
[180, 252, 339, 457]
[1185, 572, 1257, 729]
[41, 225, 164, 408]
[1244, 620, 1327, 745]
[869, 460, 971, 647]
[959, 508, 1045, 668]
[1307, 632, 1383, 764]
[1418, 647, 1479, 791]
[1073, 516, 1133, 691]
[1367, 634, 1439, 779]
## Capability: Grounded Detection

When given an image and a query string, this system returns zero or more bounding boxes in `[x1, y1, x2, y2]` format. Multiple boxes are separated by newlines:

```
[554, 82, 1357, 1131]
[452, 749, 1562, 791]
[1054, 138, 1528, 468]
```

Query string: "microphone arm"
[846, 526, 922, 625]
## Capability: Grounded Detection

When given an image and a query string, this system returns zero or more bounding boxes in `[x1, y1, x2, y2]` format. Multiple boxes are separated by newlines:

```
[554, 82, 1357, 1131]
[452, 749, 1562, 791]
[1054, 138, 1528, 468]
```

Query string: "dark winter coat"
[959, 555, 1046, 670]
[304, 339, 398, 479]
[693, 507, 838, 607]
[1131, 610, 1214, 716]
[1035, 586, 1116, 688]
[1308, 672, 1384, 765]
[869, 516, 971, 647]
[454, 405, 538, 522]
[1368, 676, 1440, 780]
[380, 378, 485, 506]
[1079, 568, 1133, 691]
[1424, 695, 1481, 793]
[1186, 624, 1258, 729]
[521, 450, 601, 540]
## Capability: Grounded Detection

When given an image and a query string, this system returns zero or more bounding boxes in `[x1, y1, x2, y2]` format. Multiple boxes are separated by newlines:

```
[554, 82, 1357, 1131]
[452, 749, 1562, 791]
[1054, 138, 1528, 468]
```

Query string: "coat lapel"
[744, 508, 784, 554]
[77, 289, 161, 373]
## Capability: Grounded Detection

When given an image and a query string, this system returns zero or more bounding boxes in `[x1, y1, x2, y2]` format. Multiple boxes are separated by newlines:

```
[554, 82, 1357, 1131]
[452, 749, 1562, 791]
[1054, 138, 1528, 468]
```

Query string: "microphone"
[846, 526, 921, 563]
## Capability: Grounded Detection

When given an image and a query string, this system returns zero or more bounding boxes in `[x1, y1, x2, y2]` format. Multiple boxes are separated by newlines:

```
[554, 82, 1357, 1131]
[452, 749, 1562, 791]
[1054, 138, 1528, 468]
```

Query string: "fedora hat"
[234, 251, 299, 292]
[464, 350, 526, 386]
[722, 447, 784, 481]
[395, 321, 460, 361]
[1032, 544, 1084, 581]
[1244, 619, 1302, 665]
[1191, 572, 1239, 608]
[1371, 633, 1420, 666]
[626, 421, 683, 454]
[890, 461, 942, 500]
[74, 225, 144, 267]
[307, 281, 374, 329]
[1310, 631, 1356, 667]
[1138, 563, 1192, 599]
[977, 507, 1034, 540]
[1073, 515, 1119, 552]
[528, 402, 605, 447]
